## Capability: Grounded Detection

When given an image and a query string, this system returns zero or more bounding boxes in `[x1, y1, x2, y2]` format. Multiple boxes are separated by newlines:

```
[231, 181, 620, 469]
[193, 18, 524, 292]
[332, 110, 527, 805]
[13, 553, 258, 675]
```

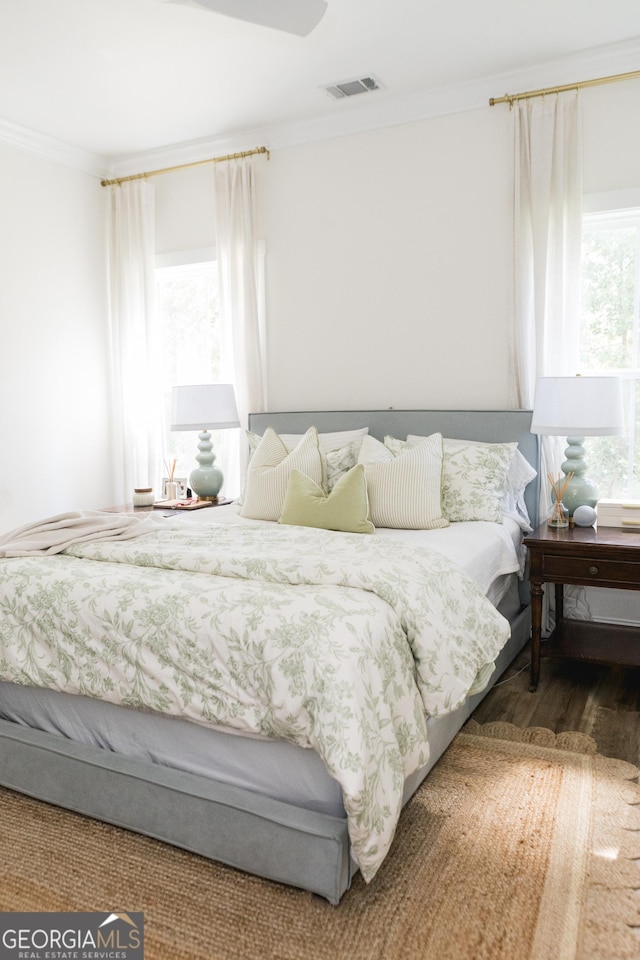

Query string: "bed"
[0, 409, 539, 904]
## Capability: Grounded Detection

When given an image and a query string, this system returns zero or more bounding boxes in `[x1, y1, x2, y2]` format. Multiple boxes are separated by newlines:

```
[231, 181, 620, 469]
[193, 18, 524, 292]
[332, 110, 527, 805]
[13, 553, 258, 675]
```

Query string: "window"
[155, 251, 226, 492]
[579, 207, 640, 500]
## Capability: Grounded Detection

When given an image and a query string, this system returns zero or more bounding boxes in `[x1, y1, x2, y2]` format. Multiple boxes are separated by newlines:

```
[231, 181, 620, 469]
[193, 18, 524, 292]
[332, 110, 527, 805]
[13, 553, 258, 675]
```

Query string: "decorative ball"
[573, 505, 597, 527]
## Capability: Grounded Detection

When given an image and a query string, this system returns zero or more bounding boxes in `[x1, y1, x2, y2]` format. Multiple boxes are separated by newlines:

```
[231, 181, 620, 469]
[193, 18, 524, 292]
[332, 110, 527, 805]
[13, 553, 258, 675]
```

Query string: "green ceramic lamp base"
[560, 436, 598, 516]
[189, 430, 224, 501]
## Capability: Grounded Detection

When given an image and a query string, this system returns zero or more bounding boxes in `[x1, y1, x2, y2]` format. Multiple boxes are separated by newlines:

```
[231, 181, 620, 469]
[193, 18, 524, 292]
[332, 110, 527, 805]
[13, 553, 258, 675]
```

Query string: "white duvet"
[0, 514, 516, 881]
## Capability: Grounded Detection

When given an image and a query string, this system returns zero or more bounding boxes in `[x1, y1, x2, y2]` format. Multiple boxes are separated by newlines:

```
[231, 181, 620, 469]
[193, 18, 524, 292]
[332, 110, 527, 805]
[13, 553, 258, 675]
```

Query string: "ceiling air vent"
[323, 75, 384, 101]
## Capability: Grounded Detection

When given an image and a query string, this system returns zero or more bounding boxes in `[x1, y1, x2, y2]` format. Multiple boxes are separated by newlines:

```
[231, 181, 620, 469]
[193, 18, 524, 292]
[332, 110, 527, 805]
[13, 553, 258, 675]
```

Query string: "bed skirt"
[0, 604, 530, 904]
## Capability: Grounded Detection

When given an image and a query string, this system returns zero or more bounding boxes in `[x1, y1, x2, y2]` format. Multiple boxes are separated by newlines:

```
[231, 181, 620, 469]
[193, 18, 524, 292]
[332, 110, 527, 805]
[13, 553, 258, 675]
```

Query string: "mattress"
[0, 513, 524, 821]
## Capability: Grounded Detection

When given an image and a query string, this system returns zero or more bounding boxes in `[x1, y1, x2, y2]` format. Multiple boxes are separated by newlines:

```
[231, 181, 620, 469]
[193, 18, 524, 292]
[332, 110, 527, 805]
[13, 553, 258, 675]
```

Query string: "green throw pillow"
[279, 465, 375, 534]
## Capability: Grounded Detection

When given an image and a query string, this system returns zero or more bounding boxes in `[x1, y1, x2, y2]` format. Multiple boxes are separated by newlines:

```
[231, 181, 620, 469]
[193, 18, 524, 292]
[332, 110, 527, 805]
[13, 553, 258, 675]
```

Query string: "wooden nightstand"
[524, 522, 640, 691]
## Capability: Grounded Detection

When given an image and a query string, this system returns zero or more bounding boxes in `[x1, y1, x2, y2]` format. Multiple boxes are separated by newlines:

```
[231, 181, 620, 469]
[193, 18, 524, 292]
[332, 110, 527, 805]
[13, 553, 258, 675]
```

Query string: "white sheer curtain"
[511, 91, 589, 622]
[107, 180, 163, 503]
[213, 156, 267, 496]
[511, 91, 583, 518]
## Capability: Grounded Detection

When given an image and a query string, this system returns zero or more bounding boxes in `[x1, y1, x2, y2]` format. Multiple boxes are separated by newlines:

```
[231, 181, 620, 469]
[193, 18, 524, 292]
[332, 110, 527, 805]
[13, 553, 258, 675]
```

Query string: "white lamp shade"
[530, 376, 625, 437]
[170, 384, 240, 431]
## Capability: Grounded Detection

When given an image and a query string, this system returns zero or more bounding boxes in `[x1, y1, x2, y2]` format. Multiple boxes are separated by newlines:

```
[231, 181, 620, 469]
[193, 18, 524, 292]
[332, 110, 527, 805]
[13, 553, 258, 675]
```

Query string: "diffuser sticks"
[547, 471, 574, 527]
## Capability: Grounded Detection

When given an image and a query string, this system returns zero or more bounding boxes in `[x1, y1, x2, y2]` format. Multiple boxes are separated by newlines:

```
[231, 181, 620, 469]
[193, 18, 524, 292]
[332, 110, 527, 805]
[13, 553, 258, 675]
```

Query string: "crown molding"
[0, 115, 108, 179]
[105, 35, 640, 178]
[3, 35, 640, 181]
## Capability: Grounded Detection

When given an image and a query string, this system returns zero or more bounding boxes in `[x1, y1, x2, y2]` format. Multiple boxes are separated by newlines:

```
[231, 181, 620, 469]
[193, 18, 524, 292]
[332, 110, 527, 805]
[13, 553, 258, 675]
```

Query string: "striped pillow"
[358, 433, 449, 529]
[240, 427, 323, 521]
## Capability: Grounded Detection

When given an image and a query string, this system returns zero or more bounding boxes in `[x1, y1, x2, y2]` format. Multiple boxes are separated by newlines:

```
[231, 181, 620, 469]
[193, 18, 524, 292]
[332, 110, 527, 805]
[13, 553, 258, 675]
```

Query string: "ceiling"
[2, 0, 640, 176]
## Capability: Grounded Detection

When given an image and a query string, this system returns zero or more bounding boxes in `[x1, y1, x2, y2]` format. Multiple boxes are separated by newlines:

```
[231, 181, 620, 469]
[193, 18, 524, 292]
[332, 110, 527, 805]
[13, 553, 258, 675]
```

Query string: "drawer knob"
[588, 565, 599, 576]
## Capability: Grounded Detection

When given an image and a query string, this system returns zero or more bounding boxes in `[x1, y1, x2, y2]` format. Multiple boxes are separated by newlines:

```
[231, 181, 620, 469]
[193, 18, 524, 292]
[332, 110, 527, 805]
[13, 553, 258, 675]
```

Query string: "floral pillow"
[440, 440, 517, 523]
[324, 441, 358, 491]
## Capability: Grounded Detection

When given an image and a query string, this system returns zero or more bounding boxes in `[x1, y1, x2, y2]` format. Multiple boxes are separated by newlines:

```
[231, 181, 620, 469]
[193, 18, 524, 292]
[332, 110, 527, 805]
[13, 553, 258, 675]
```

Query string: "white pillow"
[499, 449, 537, 530]
[240, 427, 323, 521]
[278, 428, 369, 456]
[358, 433, 449, 529]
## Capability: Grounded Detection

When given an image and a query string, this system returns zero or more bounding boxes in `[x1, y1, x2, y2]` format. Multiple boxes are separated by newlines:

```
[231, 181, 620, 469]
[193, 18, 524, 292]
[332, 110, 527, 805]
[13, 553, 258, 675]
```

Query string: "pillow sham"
[440, 440, 516, 522]
[279, 465, 375, 534]
[358, 433, 448, 529]
[240, 427, 323, 521]
[409, 436, 533, 526]
[501, 449, 537, 530]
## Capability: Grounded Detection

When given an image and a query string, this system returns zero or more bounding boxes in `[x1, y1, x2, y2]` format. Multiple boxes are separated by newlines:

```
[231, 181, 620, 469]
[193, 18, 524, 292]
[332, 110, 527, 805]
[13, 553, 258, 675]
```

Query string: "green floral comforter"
[0, 520, 510, 880]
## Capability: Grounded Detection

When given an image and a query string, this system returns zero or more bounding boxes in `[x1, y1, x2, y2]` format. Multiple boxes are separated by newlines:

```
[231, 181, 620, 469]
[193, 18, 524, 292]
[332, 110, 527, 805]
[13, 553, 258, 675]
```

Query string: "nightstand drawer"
[543, 555, 640, 586]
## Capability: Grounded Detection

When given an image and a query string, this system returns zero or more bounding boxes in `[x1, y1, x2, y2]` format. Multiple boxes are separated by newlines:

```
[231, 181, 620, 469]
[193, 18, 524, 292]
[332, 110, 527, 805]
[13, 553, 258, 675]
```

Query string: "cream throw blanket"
[0, 511, 158, 558]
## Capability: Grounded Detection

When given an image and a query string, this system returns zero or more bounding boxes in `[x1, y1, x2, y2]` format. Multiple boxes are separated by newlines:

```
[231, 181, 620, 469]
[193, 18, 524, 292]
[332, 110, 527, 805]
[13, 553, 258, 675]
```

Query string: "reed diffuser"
[547, 471, 574, 528]
[164, 458, 178, 500]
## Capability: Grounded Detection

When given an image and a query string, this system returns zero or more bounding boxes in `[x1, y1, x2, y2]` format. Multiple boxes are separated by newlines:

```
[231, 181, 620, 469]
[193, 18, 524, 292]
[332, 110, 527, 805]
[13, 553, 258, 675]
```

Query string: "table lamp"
[170, 384, 240, 500]
[530, 375, 624, 522]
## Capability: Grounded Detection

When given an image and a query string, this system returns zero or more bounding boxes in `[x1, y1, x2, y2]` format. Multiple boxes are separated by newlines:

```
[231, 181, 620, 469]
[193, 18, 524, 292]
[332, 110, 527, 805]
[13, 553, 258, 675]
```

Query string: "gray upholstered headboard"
[248, 409, 540, 528]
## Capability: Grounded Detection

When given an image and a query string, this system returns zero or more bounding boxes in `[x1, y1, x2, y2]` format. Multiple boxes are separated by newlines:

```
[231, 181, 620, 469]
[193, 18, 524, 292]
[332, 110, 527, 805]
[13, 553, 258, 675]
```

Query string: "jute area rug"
[1, 722, 639, 960]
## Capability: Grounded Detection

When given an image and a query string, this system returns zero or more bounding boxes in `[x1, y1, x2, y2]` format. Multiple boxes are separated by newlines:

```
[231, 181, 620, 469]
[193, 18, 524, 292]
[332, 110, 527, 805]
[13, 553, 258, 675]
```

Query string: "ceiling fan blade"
[176, 0, 328, 36]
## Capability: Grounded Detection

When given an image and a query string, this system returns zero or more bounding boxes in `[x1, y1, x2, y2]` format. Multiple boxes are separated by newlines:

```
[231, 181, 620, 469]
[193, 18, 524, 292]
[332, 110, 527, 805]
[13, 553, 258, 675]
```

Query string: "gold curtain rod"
[489, 66, 640, 107]
[100, 145, 270, 187]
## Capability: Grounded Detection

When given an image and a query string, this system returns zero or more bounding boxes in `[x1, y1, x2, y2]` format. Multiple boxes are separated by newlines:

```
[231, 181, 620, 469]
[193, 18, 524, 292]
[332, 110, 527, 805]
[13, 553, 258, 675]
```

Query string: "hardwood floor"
[470, 642, 640, 767]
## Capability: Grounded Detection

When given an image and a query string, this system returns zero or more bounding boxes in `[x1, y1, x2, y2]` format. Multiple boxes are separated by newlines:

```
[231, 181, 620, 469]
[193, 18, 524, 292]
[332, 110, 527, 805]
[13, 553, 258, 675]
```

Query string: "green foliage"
[157, 261, 220, 385]
[580, 227, 635, 370]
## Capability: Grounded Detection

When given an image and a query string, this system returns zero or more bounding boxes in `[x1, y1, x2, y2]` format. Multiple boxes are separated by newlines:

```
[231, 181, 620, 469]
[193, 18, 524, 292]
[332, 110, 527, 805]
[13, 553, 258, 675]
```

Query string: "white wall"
[0, 142, 113, 530]
[154, 109, 515, 411]
[155, 165, 215, 255]
[256, 109, 514, 411]
[154, 80, 640, 417]
[582, 80, 640, 194]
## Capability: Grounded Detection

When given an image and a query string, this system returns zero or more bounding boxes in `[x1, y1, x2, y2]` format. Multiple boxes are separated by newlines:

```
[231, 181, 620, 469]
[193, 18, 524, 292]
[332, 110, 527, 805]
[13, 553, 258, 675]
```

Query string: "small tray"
[153, 498, 233, 511]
